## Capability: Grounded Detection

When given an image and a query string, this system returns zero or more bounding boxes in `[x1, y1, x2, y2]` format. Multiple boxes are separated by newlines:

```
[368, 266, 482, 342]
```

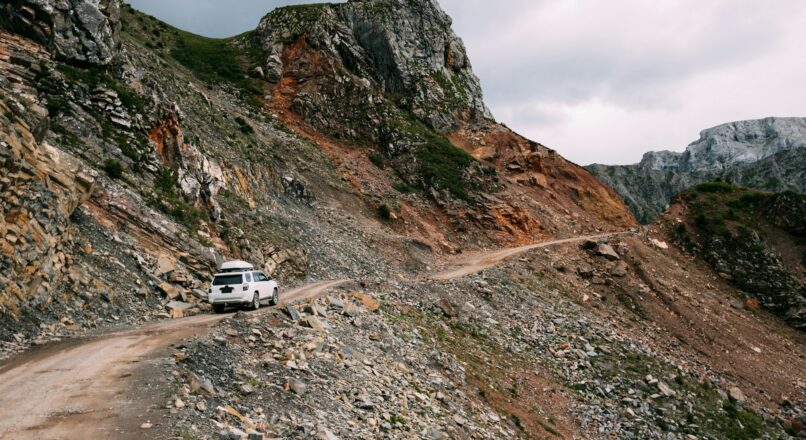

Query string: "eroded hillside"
[0, 1, 804, 439]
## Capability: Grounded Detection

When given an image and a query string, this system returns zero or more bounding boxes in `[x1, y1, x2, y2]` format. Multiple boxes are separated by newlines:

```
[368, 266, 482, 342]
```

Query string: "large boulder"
[0, 0, 121, 65]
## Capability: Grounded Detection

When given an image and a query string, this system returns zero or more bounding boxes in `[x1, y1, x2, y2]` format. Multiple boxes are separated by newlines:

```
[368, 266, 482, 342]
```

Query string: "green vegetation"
[170, 32, 260, 93]
[234, 116, 255, 134]
[392, 112, 475, 201]
[694, 180, 734, 194]
[50, 124, 84, 150]
[148, 168, 205, 232]
[369, 152, 386, 169]
[588, 349, 780, 438]
[121, 3, 263, 103]
[272, 3, 329, 42]
[432, 71, 468, 108]
[679, 182, 770, 238]
[56, 64, 148, 112]
[103, 159, 124, 179]
[377, 204, 392, 220]
[392, 182, 415, 193]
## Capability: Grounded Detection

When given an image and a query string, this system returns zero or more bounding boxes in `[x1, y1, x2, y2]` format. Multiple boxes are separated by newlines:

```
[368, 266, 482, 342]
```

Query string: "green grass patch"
[377, 204, 392, 220]
[148, 168, 205, 232]
[103, 159, 124, 179]
[170, 32, 262, 94]
[234, 116, 255, 134]
[369, 152, 386, 169]
[392, 182, 415, 193]
[694, 181, 734, 194]
[393, 113, 474, 201]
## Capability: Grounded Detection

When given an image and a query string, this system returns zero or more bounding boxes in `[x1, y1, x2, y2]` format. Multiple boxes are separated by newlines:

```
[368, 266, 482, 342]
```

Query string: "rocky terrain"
[587, 118, 806, 223]
[659, 182, 806, 330]
[0, 1, 804, 439]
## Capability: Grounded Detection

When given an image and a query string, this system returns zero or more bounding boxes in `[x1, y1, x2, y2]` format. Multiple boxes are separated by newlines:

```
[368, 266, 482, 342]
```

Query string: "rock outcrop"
[587, 117, 806, 223]
[0, 0, 120, 65]
[0, 90, 96, 316]
[253, 0, 635, 242]
[664, 183, 806, 330]
[255, 0, 491, 134]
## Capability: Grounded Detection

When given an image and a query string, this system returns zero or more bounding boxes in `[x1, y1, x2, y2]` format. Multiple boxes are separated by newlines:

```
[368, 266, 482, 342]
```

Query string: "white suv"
[208, 260, 279, 313]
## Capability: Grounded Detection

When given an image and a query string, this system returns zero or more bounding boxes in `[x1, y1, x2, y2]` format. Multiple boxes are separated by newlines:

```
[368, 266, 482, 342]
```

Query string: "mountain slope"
[1, 1, 804, 439]
[661, 182, 806, 329]
[248, 0, 636, 246]
[587, 117, 806, 223]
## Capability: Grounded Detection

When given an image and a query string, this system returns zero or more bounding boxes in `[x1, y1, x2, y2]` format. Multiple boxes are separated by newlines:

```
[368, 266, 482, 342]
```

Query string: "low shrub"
[103, 159, 124, 178]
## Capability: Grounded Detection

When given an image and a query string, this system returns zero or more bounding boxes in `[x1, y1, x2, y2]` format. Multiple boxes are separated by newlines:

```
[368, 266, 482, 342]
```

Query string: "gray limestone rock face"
[0, 0, 120, 65]
[587, 117, 806, 223]
[253, 0, 492, 134]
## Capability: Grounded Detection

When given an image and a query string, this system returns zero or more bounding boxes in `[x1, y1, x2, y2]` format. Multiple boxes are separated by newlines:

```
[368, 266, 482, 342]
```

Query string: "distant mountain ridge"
[587, 117, 806, 223]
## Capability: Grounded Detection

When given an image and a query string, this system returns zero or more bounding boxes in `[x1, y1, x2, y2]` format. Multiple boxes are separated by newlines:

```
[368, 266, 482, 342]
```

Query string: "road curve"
[0, 279, 348, 439]
[0, 233, 623, 439]
[430, 232, 622, 281]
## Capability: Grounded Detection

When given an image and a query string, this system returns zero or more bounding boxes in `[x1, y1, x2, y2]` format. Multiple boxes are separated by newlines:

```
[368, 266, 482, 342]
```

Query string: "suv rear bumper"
[208, 294, 250, 305]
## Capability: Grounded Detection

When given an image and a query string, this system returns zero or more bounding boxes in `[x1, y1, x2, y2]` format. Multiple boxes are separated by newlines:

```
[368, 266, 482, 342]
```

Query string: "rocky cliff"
[250, 0, 635, 243]
[1, 1, 804, 439]
[0, 0, 634, 350]
[587, 117, 806, 223]
[0, 0, 120, 64]
[660, 182, 806, 329]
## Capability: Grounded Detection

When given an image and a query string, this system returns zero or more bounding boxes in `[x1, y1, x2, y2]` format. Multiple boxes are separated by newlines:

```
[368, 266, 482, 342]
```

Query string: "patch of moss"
[148, 168, 205, 232]
[377, 204, 391, 220]
[392, 112, 474, 201]
[103, 159, 124, 179]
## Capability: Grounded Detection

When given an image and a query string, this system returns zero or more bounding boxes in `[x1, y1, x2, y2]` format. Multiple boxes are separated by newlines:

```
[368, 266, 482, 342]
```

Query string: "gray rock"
[0, 0, 121, 65]
[189, 372, 216, 396]
[288, 378, 307, 395]
[729, 386, 746, 404]
[577, 263, 594, 278]
[587, 117, 806, 223]
[284, 306, 301, 321]
[595, 244, 620, 261]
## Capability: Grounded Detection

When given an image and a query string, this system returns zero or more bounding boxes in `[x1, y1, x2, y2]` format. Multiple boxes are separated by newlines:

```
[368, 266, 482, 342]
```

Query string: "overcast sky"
[128, 0, 806, 165]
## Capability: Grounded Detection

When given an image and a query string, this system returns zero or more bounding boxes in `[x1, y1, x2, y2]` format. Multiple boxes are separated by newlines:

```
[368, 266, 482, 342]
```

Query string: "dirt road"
[0, 280, 347, 439]
[430, 232, 621, 281]
[0, 235, 620, 439]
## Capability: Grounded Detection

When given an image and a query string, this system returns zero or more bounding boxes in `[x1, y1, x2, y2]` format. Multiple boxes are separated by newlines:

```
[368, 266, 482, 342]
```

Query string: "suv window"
[253, 272, 266, 282]
[245, 272, 252, 282]
[213, 274, 243, 286]
[260, 272, 271, 281]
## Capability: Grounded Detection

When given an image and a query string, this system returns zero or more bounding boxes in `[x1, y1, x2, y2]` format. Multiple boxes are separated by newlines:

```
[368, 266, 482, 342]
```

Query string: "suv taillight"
[243, 283, 249, 291]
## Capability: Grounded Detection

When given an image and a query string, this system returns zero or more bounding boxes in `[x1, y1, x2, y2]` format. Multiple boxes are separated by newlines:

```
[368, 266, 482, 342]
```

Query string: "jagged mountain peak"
[255, 0, 492, 133]
[588, 116, 806, 223]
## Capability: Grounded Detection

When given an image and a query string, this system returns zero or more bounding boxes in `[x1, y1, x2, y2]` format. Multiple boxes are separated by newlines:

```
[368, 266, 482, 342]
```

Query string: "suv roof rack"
[219, 260, 255, 273]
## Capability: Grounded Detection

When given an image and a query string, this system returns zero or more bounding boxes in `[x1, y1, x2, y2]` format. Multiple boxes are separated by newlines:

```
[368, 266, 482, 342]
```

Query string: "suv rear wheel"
[251, 292, 260, 310]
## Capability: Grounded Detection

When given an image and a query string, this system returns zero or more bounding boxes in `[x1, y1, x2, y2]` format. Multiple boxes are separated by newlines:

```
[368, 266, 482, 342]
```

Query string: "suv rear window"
[213, 274, 243, 286]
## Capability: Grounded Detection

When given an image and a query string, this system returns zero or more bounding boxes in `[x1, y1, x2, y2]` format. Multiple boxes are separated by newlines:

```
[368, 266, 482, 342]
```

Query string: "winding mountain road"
[0, 233, 621, 439]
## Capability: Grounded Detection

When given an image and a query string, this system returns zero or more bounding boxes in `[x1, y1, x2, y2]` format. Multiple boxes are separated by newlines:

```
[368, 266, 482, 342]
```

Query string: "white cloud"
[440, 0, 806, 164]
